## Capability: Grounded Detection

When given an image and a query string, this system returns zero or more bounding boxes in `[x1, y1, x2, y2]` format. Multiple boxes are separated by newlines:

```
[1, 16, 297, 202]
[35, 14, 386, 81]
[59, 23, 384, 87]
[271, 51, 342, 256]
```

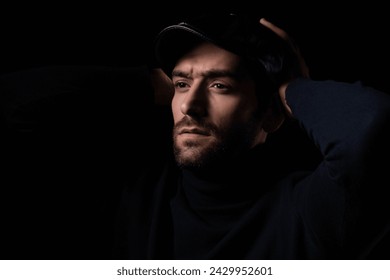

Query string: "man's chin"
[173, 144, 207, 168]
[174, 142, 226, 170]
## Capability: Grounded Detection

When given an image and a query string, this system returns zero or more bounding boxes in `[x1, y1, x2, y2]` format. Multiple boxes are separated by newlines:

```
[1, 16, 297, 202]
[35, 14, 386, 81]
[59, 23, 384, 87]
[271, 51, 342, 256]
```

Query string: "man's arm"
[0, 65, 155, 132]
[0, 64, 165, 259]
[287, 78, 390, 258]
[261, 18, 390, 258]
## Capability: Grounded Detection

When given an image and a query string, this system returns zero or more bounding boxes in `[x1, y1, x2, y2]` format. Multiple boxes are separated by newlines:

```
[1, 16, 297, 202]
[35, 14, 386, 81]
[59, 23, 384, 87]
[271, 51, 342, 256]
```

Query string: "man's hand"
[260, 18, 310, 117]
[150, 68, 174, 106]
[259, 18, 309, 79]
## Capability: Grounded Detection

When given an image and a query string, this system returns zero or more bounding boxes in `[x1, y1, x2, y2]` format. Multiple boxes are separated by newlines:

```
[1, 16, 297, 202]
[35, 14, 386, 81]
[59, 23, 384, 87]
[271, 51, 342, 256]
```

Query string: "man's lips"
[178, 127, 210, 136]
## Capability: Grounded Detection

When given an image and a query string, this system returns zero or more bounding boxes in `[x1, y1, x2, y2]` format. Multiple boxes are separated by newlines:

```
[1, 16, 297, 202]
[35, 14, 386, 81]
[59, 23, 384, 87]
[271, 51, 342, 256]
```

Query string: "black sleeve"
[0, 65, 156, 259]
[1, 65, 154, 132]
[1, 64, 155, 180]
[287, 78, 390, 258]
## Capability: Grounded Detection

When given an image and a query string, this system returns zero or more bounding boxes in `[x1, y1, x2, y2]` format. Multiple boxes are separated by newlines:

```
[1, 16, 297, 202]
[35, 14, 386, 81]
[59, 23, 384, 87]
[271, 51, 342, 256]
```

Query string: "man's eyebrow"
[171, 70, 191, 79]
[171, 69, 243, 79]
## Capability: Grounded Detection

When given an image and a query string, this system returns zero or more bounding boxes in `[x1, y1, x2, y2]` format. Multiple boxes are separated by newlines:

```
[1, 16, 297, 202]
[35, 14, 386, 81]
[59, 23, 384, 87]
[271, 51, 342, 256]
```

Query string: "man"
[1, 12, 389, 260]
[113, 12, 390, 259]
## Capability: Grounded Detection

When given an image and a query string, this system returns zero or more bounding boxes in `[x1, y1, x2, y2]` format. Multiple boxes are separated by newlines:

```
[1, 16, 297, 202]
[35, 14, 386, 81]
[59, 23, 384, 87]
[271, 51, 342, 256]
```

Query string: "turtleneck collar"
[177, 143, 280, 224]
[170, 143, 282, 259]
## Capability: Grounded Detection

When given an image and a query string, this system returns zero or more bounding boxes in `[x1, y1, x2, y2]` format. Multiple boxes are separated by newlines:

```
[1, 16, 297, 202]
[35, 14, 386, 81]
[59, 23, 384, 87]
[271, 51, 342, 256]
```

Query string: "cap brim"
[154, 24, 218, 76]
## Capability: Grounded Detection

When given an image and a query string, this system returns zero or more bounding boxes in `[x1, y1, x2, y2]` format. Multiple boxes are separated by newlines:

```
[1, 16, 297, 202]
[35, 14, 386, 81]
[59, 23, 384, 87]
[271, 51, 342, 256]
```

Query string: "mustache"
[173, 116, 218, 134]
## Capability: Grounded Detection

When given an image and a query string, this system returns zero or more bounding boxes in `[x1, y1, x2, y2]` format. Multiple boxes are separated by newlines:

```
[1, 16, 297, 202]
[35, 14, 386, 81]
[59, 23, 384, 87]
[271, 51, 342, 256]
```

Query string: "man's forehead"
[179, 42, 238, 60]
[173, 42, 250, 78]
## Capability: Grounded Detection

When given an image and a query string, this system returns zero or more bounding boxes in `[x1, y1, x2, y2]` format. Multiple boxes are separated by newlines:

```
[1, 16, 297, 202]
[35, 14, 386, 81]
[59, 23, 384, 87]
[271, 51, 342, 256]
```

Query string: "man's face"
[171, 42, 265, 170]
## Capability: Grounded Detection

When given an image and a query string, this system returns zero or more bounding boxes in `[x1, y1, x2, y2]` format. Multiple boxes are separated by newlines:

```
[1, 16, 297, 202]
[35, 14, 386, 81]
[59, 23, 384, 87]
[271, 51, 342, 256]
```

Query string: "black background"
[1, 1, 389, 260]
[1, 2, 390, 93]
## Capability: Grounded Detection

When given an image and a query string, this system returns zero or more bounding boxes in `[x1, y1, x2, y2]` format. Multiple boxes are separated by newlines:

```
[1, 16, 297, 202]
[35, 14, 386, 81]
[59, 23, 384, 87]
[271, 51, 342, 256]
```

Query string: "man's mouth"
[179, 127, 210, 136]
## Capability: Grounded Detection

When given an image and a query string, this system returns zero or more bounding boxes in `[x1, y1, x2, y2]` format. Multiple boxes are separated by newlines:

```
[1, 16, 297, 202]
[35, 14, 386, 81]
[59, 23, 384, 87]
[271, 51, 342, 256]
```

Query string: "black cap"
[154, 12, 294, 83]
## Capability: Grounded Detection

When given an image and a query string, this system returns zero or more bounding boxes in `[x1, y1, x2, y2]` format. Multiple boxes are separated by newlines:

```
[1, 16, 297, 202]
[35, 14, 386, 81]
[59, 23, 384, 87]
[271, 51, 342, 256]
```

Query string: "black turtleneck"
[170, 143, 285, 259]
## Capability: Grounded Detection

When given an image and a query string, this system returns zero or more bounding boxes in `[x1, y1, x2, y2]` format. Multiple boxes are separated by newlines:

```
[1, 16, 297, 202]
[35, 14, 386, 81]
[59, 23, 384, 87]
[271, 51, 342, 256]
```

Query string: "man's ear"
[261, 93, 285, 133]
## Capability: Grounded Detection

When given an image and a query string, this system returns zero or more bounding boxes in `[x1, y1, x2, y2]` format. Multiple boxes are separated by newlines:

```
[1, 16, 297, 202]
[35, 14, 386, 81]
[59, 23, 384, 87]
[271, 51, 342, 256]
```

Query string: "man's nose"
[180, 86, 207, 117]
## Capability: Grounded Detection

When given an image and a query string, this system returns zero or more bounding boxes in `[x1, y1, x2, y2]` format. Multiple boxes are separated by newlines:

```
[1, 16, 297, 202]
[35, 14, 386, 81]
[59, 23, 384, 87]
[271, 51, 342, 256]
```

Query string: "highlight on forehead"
[170, 41, 255, 79]
[171, 63, 253, 81]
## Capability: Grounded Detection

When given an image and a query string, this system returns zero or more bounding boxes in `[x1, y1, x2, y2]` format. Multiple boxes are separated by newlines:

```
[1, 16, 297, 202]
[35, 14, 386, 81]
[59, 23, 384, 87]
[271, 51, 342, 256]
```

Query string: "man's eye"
[212, 83, 227, 89]
[174, 81, 188, 88]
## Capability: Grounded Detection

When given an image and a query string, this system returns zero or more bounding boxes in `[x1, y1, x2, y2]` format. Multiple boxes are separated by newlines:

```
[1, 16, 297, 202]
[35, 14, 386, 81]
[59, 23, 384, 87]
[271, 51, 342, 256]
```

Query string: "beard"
[172, 115, 260, 172]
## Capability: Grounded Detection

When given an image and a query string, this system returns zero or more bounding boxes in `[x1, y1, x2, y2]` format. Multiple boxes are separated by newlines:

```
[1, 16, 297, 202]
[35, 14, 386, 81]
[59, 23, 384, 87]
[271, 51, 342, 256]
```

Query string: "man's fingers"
[260, 17, 310, 78]
[259, 18, 289, 41]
